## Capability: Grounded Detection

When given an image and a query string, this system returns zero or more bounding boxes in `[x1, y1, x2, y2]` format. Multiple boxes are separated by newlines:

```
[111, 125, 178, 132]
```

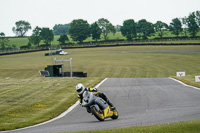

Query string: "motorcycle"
[82, 90, 118, 121]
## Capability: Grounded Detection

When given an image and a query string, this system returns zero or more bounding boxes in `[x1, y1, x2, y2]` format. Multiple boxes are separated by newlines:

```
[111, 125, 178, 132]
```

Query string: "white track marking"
[95, 78, 108, 88]
[169, 77, 200, 91]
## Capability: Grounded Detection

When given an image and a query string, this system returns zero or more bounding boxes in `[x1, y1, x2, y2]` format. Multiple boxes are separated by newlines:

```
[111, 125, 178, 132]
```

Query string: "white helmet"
[76, 83, 85, 94]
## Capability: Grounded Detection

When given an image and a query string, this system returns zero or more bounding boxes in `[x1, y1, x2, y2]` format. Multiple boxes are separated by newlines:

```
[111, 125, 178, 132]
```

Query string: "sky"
[0, 0, 200, 36]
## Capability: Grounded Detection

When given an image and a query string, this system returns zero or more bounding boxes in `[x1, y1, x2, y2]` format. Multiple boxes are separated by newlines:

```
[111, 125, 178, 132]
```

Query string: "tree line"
[0, 10, 200, 50]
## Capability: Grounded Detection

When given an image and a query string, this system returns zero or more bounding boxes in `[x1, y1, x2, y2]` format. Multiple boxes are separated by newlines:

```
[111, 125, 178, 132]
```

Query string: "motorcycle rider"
[76, 83, 115, 112]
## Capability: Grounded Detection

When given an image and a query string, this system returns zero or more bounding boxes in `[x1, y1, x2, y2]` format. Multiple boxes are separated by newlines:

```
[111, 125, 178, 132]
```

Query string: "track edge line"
[169, 77, 200, 91]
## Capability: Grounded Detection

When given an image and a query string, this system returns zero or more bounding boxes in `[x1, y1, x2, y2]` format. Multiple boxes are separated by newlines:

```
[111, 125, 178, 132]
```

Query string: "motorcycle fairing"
[95, 97, 108, 109]
[103, 106, 114, 118]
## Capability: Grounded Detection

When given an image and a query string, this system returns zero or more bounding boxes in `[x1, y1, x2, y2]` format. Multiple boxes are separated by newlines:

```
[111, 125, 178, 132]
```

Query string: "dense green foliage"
[120, 19, 137, 41]
[90, 22, 102, 42]
[69, 19, 90, 43]
[0, 32, 9, 50]
[187, 13, 199, 37]
[40, 28, 54, 45]
[28, 26, 42, 46]
[169, 18, 183, 37]
[137, 19, 155, 39]
[57, 34, 69, 45]
[53, 24, 70, 35]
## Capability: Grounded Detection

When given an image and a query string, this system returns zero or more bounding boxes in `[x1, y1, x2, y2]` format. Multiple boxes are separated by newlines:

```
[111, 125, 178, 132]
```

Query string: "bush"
[154, 36, 189, 40]
[20, 45, 29, 49]
[81, 39, 125, 44]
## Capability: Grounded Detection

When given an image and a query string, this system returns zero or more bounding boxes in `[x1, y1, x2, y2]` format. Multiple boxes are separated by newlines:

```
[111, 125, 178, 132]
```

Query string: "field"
[0, 45, 200, 131]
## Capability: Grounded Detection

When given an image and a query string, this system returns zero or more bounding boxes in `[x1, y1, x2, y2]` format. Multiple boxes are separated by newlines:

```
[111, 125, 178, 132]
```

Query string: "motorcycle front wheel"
[111, 109, 119, 119]
[91, 106, 105, 121]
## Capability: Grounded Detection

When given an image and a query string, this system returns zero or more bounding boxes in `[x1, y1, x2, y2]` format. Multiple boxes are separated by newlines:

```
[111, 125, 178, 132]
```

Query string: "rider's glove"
[93, 88, 98, 91]
[87, 88, 96, 92]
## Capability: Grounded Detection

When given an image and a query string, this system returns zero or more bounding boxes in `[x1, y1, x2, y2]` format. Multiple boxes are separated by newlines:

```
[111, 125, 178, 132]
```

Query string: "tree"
[120, 19, 137, 41]
[195, 10, 200, 26]
[57, 34, 69, 45]
[181, 17, 188, 36]
[137, 19, 154, 39]
[97, 18, 116, 41]
[90, 22, 102, 42]
[0, 32, 9, 50]
[28, 26, 42, 46]
[169, 18, 182, 37]
[40, 28, 54, 45]
[53, 24, 70, 35]
[187, 12, 199, 37]
[154, 21, 168, 38]
[12, 20, 31, 37]
[69, 19, 90, 43]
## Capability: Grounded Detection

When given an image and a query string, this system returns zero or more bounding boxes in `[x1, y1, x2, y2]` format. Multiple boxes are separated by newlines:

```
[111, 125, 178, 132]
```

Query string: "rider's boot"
[99, 93, 115, 110]
[107, 99, 115, 110]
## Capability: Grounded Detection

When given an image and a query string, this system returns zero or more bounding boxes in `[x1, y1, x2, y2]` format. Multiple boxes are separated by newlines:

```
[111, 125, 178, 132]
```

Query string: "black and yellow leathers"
[78, 88, 114, 109]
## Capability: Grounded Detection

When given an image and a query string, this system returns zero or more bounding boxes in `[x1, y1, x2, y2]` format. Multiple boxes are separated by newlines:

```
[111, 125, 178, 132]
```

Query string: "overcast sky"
[0, 0, 200, 36]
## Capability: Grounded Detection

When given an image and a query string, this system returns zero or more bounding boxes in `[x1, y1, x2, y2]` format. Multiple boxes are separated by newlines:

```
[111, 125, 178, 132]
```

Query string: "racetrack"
[4, 78, 200, 133]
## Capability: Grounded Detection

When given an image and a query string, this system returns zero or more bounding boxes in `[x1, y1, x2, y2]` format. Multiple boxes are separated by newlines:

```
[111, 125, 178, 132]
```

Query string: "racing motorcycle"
[82, 90, 118, 121]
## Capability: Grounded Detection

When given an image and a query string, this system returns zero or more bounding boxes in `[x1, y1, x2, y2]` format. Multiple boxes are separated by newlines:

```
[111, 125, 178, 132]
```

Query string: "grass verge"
[172, 74, 200, 89]
[0, 77, 103, 130]
[65, 120, 200, 133]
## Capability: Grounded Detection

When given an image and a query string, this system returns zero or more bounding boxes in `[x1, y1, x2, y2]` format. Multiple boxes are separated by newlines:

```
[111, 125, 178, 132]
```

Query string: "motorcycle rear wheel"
[91, 106, 105, 121]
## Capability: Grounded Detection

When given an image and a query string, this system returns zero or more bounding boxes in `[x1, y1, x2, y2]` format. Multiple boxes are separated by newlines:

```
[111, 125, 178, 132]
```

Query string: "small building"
[45, 64, 63, 77]
[41, 58, 87, 77]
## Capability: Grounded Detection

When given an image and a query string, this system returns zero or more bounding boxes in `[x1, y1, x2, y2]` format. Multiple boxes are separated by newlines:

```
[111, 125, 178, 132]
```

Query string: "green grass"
[173, 74, 200, 89]
[8, 37, 29, 48]
[2, 45, 200, 78]
[0, 45, 200, 131]
[0, 52, 103, 130]
[65, 120, 200, 133]
[69, 45, 200, 78]
[0, 77, 102, 130]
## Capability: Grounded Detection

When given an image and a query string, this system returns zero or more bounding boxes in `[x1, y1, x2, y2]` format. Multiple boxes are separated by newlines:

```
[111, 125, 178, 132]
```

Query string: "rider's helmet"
[76, 83, 85, 95]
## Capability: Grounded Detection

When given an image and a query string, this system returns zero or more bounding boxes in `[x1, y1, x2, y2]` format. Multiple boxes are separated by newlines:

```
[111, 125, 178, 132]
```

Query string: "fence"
[1, 37, 200, 55]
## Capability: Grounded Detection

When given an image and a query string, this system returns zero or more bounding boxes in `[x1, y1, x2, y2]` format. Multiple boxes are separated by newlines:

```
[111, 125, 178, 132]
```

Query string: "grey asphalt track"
[4, 78, 200, 133]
